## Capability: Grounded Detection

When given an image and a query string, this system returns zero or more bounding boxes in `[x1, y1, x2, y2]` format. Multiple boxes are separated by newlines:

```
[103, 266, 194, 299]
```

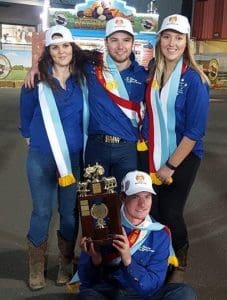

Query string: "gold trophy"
[78, 163, 122, 245]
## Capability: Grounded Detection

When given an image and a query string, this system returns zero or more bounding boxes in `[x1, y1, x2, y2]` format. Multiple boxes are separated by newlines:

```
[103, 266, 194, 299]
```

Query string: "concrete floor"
[0, 88, 227, 300]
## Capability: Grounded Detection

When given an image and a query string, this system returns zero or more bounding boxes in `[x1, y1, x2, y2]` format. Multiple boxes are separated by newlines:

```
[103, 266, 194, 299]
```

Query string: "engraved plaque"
[92, 182, 102, 194]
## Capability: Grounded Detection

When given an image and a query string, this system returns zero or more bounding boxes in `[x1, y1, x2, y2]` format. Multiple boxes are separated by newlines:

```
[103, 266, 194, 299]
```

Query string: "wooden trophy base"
[78, 192, 122, 246]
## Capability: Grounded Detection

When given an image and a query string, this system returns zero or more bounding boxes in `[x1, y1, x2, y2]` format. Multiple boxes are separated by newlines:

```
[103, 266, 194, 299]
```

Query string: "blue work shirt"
[142, 67, 210, 158]
[19, 76, 83, 154]
[78, 225, 170, 297]
[86, 56, 148, 142]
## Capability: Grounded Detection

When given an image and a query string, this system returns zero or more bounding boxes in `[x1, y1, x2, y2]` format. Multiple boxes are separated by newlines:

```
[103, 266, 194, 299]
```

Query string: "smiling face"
[124, 191, 152, 225]
[160, 30, 187, 64]
[49, 34, 73, 67]
[105, 31, 134, 65]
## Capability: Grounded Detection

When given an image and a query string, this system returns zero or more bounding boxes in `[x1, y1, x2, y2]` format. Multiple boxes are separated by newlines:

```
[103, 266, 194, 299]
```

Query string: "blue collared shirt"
[86, 56, 148, 142]
[19, 76, 84, 153]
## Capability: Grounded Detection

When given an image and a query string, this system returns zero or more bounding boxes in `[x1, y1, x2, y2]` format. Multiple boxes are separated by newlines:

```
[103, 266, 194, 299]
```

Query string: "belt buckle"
[105, 135, 120, 144]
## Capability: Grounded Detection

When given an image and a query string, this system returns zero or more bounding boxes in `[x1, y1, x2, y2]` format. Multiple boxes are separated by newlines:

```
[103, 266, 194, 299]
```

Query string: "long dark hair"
[82, 49, 104, 68]
[38, 42, 103, 89]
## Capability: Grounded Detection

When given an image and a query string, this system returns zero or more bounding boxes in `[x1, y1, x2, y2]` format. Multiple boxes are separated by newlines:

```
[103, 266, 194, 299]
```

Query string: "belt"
[91, 134, 128, 144]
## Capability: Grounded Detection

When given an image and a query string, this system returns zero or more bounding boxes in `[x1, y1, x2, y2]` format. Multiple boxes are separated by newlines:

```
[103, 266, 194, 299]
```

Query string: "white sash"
[102, 52, 139, 127]
[38, 82, 76, 187]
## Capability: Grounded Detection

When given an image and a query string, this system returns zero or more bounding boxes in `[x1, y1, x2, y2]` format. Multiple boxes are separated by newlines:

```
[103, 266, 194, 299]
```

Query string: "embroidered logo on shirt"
[125, 77, 142, 85]
[178, 78, 188, 95]
[139, 245, 155, 253]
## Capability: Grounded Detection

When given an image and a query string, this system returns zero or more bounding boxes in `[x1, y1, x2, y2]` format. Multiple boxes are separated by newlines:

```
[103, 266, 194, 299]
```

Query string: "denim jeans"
[77, 283, 197, 300]
[26, 148, 80, 246]
[85, 136, 137, 191]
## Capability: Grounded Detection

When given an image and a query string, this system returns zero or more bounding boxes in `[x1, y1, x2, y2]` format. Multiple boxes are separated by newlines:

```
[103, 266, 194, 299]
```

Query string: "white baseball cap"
[121, 170, 156, 196]
[45, 25, 74, 47]
[105, 17, 134, 38]
[158, 14, 190, 36]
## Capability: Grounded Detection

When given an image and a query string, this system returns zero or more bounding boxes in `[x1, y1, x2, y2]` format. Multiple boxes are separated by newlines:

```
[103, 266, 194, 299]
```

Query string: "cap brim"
[126, 187, 156, 196]
[106, 30, 134, 38]
[45, 37, 74, 47]
[158, 26, 188, 35]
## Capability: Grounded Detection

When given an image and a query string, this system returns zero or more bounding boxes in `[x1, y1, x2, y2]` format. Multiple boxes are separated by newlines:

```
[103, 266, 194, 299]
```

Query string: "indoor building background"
[0, 1, 227, 299]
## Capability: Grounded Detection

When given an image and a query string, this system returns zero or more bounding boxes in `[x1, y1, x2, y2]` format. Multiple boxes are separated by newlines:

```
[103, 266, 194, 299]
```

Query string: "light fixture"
[40, 0, 50, 31]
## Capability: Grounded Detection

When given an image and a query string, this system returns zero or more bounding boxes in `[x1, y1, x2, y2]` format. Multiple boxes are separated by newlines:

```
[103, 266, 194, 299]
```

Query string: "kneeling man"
[77, 170, 197, 300]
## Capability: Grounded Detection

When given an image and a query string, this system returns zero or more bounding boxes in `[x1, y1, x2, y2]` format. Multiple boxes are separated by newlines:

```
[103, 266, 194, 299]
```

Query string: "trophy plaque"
[78, 163, 122, 245]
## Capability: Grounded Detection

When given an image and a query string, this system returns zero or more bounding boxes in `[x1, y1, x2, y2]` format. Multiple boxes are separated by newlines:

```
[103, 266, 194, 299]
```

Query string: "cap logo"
[168, 16, 178, 24]
[135, 174, 145, 184]
[113, 18, 128, 30]
[115, 18, 124, 25]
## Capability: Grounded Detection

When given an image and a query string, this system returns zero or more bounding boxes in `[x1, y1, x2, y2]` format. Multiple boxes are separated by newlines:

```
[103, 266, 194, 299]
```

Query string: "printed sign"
[48, 0, 158, 68]
[0, 49, 31, 81]
[49, 0, 159, 33]
[0, 54, 11, 79]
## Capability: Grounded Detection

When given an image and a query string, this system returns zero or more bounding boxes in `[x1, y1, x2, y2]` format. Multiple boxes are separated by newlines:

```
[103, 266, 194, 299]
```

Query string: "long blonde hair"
[148, 33, 210, 86]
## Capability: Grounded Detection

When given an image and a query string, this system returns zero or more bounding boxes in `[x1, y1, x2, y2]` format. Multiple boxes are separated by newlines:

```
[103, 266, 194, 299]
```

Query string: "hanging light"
[40, 0, 50, 31]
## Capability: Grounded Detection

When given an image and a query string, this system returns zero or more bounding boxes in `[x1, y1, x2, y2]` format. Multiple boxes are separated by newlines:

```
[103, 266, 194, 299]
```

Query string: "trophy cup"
[78, 163, 122, 245]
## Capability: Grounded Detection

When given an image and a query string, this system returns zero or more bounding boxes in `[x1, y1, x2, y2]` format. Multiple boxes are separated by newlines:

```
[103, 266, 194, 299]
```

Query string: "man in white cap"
[77, 170, 197, 300]
[84, 17, 147, 191]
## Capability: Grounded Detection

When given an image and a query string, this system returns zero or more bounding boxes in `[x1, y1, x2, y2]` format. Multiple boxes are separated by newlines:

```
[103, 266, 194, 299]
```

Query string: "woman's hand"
[80, 237, 102, 266]
[112, 228, 131, 266]
[156, 165, 174, 185]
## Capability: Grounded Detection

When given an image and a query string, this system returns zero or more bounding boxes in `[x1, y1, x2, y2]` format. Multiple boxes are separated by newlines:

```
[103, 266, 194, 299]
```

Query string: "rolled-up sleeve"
[184, 75, 209, 141]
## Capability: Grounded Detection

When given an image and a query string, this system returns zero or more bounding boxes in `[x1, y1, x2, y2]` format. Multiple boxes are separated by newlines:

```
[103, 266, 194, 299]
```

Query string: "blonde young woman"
[141, 14, 210, 281]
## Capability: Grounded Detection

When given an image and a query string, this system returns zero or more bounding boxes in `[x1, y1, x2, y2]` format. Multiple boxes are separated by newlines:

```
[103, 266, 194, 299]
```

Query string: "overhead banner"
[48, 0, 159, 68]
[49, 0, 159, 33]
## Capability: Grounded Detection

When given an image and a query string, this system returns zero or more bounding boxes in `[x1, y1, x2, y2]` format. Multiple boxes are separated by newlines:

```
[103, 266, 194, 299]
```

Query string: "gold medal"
[90, 203, 108, 229]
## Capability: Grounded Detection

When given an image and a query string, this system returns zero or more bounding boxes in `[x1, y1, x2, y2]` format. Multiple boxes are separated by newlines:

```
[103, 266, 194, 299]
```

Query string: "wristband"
[166, 160, 177, 171]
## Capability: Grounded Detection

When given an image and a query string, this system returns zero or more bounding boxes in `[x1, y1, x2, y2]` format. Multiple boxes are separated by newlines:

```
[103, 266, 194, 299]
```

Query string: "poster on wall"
[48, 0, 158, 68]
[0, 50, 31, 81]
[1, 24, 35, 45]
[0, 54, 11, 80]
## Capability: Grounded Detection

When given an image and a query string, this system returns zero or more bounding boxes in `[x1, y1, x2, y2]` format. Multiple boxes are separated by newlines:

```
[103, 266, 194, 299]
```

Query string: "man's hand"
[112, 228, 131, 266]
[24, 65, 39, 89]
[80, 237, 102, 266]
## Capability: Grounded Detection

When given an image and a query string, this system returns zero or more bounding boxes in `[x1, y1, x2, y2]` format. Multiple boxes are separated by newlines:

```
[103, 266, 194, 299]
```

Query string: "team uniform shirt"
[86, 56, 148, 142]
[78, 226, 170, 297]
[142, 67, 209, 158]
[19, 76, 84, 154]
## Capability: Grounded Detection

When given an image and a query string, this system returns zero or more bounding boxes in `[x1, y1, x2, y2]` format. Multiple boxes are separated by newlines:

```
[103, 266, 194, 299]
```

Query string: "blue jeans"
[77, 283, 197, 300]
[85, 135, 137, 191]
[26, 148, 80, 246]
